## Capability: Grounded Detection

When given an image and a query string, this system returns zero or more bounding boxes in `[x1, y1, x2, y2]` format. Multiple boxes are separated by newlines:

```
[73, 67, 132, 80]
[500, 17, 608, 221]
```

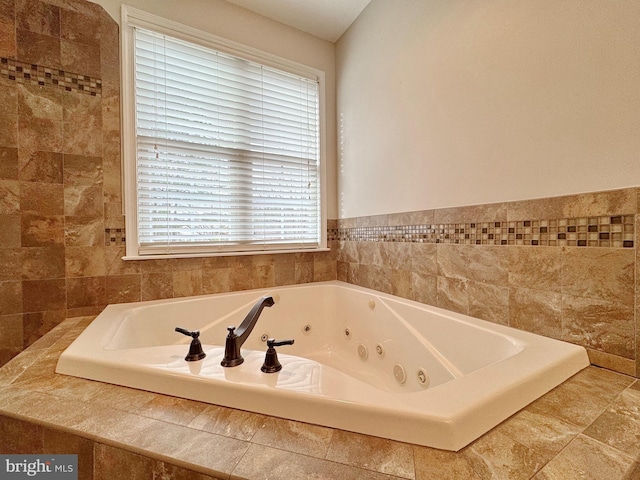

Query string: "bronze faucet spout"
[221, 296, 275, 367]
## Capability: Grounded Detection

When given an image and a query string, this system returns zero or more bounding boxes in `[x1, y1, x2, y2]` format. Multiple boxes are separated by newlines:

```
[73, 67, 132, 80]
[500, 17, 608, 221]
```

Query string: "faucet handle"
[267, 338, 294, 348]
[261, 338, 294, 373]
[175, 327, 206, 362]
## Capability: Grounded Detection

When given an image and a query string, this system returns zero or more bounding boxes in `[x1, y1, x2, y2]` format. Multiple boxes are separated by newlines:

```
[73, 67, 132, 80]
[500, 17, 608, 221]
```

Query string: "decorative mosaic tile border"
[335, 215, 635, 248]
[0, 57, 102, 96]
[105, 228, 126, 246]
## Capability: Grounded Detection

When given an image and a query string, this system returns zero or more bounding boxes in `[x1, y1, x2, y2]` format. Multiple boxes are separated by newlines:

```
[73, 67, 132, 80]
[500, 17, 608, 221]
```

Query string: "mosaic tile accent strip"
[0, 57, 102, 96]
[105, 228, 126, 246]
[337, 215, 635, 248]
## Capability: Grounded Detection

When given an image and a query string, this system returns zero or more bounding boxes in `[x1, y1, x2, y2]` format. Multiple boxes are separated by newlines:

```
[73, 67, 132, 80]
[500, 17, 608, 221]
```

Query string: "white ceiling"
[223, 0, 371, 43]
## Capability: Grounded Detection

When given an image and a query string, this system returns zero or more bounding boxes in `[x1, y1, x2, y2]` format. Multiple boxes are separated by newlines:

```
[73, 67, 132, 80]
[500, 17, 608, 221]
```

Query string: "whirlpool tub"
[56, 280, 589, 451]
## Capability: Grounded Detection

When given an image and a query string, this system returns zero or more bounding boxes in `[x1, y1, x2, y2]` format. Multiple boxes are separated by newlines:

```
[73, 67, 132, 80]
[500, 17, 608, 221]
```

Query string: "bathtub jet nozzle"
[175, 327, 206, 362]
[221, 296, 275, 368]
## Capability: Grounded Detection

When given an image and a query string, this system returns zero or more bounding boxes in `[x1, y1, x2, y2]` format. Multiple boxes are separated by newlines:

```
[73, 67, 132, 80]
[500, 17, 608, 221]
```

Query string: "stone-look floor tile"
[325, 430, 415, 479]
[562, 248, 635, 306]
[189, 405, 264, 441]
[413, 445, 482, 480]
[528, 367, 633, 428]
[231, 443, 399, 480]
[94, 443, 153, 480]
[497, 408, 581, 462]
[436, 275, 469, 315]
[533, 435, 637, 480]
[134, 395, 209, 427]
[461, 428, 548, 480]
[468, 281, 509, 325]
[251, 416, 334, 459]
[508, 246, 562, 290]
[509, 286, 562, 339]
[583, 387, 640, 459]
[562, 294, 634, 359]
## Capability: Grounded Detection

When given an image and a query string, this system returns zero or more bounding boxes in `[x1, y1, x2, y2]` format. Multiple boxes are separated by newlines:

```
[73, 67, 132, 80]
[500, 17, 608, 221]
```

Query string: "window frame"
[120, 5, 327, 259]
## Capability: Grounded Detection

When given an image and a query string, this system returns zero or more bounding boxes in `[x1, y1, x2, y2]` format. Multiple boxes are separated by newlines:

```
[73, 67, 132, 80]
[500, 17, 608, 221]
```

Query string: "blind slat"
[133, 27, 320, 251]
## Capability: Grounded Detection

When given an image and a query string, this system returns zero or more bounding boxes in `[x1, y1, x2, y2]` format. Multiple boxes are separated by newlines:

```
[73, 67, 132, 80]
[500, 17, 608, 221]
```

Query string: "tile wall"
[0, 0, 337, 366]
[336, 188, 639, 378]
[0, 0, 637, 382]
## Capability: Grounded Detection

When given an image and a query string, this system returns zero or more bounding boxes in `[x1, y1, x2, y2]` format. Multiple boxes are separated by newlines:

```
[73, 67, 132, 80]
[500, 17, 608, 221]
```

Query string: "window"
[121, 7, 326, 258]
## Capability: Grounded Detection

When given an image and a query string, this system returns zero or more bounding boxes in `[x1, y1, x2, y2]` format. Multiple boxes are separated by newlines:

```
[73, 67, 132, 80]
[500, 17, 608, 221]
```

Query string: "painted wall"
[336, 0, 640, 219]
[90, 0, 338, 220]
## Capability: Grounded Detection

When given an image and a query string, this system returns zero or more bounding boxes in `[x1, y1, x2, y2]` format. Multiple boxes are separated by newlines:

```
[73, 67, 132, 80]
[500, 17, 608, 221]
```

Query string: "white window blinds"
[133, 27, 321, 255]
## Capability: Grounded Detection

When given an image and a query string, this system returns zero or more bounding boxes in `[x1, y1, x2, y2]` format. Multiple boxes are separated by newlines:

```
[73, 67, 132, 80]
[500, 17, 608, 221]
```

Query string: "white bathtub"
[56, 280, 589, 451]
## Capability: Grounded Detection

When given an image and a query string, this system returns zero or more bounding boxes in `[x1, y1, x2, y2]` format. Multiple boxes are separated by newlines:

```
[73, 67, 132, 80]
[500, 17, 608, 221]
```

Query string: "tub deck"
[1, 317, 639, 479]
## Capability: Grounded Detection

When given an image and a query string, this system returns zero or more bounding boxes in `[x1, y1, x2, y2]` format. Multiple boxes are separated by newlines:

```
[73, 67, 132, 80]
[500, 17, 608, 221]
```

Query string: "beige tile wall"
[337, 188, 639, 378]
[0, 0, 337, 366]
[0, 0, 637, 382]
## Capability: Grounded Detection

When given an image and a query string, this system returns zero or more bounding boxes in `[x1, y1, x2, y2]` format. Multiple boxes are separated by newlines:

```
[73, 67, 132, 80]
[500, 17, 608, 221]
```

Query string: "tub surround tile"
[508, 246, 562, 290]
[65, 275, 105, 309]
[43, 429, 94, 480]
[325, 430, 415, 479]
[17, 82, 64, 119]
[189, 405, 264, 441]
[231, 444, 398, 480]
[0, 214, 21, 248]
[0, 114, 18, 148]
[562, 294, 634, 359]
[0, 415, 44, 453]
[468, 281, 509, 325]
[16, 28, 61, 69]
[0, 179, 19, 214]
[0, 146, 19, 179]
[16, 0, 61, 37]
[437, 244, 508, 285]
[18, 150, 63, 183]
[21, 245, 66, 280]
[532, 434, 637, 480]
[586, 348, 637, 378]
[251, 417, 334, 459]
[0, 80, 18, 116]
[105, 274, 140, 304]
[562, 248, 635, 306]
[2, 319, 640, 480]
[436, 276, 469, 315]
